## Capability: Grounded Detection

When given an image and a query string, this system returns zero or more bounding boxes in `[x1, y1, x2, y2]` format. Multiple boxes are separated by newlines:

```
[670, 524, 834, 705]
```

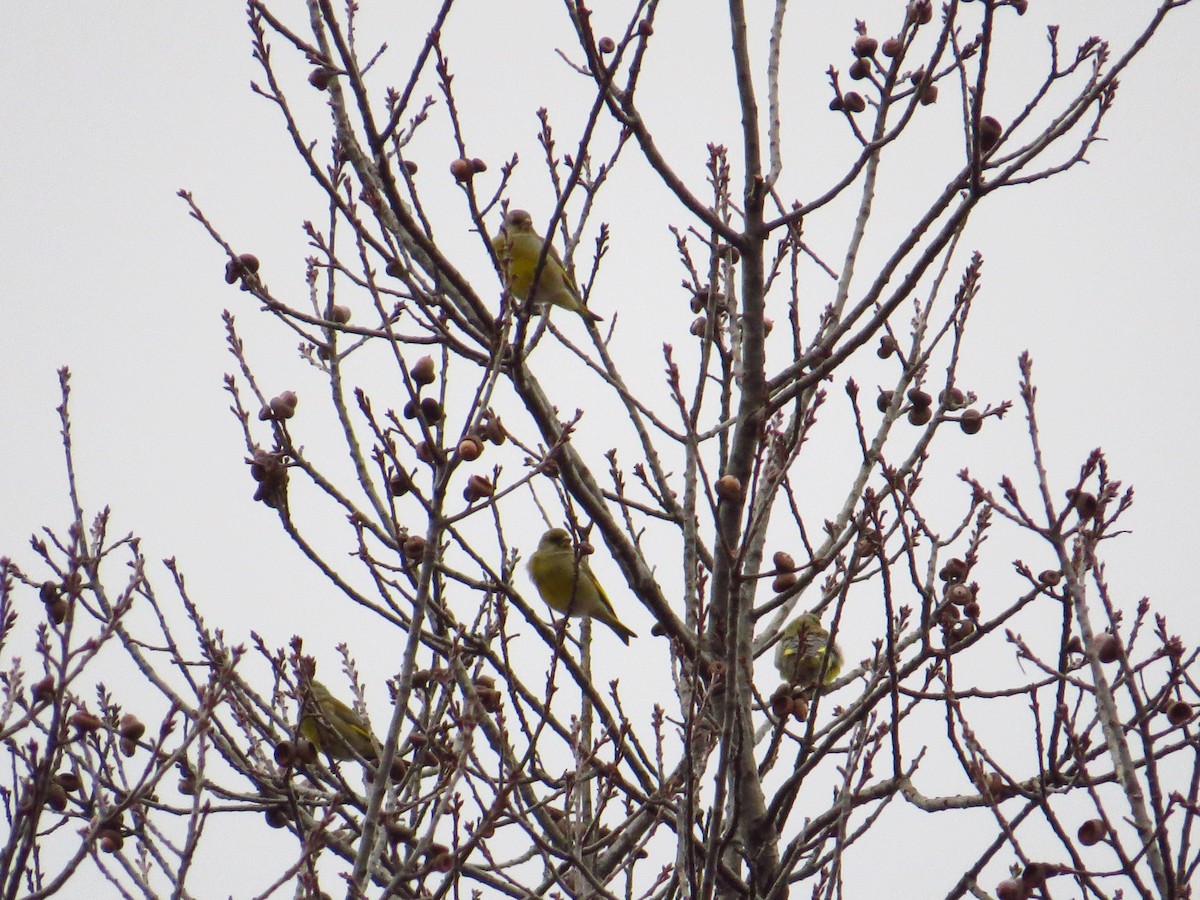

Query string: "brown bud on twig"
[420, 397, 444, 423]
[907, 405, 932, 426]
[389, 470, 412, 497]
[308, 67, 334, 90]
[450, 158, 474, 182]
[412, 355, 437, 386]
[1166, 700, 1192, 726]
[843, 92, 866, 113]
[265, 807, 288, 829]
[877, 335, 898, 358]
[1066, 489, 1099, 520]
[919, 83, 938, 105]
[877, 389, 895, 413]
[849, 58, 871, 80]
[1078, 818, 1106, 846]
[907, 388, 932, 408]
[882, 37, 902, 58]
[456, 436, 484, 461]
[772, 572, 798, 593]
[119, 714, 146, 742]
[32, 675, 55, 705]
[946, 583, 972, 606]
[47, 598, 68, 624]
[1038, 569, 1061, 586]
[939, 558, 968, 582]
[98, 829, 124, 854]
[773, 551, 796, 573]
[1094, 633, 1121, 664]
[770, 689, 793, 718]
[979, 115, 1003, 152]
[274, 740, 296, 767]
[329, 305, 351, 324]
[56, 772, 83, 793]
[960, 408, 983, 434]
[463, 475, 495, 503]
[715, 475, 743, 502]
[907, 0, 933, 25]
[46, 782, 68, 812]
[598, 36, 616, 53]
[404, 535, 427, 560]
[995, 879, 1025, 900]
[70, 711, 102, 735]
[854, 36, 878, 57]
[940, 387, 966, 409]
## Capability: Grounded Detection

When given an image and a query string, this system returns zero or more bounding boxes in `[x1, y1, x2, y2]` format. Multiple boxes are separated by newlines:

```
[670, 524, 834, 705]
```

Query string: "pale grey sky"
[2, 2, 1197, 895]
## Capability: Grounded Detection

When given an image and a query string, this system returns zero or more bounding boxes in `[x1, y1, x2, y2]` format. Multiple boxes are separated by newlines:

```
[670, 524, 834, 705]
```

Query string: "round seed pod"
[389, 470, 412, 497]
[1094, 633, 1121, 664]
[843, 92, 866, 113]
[1166, 700, 1192, 727]
[456, 436, 484, 461]
[412, 356, 437, 386]
[308, 67, 334, 90]
[598, 36, 616, 53]
[32, 675, 55, 705]
[715, 475, 743, 501]
[1077, 818, 1106, 846]
[979, 115, 1003, 151]
[907, 405, 932, 426]
[46, 782, 68, 812]
[907, 388, 932, 408]
[960, 409, 983, 434]
[853, 36, 878, 57]
[772, 571, 798, 593]
[119, 714, 145, 742]
[773, 551, 796, 573]
[274, 740, 296, 767]
[70, 711, 103, 735]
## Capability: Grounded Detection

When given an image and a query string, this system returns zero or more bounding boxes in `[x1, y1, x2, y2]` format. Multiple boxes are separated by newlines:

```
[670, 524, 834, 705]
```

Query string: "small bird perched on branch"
[774, 612, 842, 689]
[299, 679, 378, 761]
[528, 528, 635, 644]
[492, 209, 602, 322]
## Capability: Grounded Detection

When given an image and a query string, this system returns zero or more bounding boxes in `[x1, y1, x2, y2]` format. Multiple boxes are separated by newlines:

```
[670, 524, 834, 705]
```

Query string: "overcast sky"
[2, 2, 1197, 895]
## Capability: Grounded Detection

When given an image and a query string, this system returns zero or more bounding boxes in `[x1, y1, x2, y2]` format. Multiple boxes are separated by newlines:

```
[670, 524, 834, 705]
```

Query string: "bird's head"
[504, 209, 534, 232]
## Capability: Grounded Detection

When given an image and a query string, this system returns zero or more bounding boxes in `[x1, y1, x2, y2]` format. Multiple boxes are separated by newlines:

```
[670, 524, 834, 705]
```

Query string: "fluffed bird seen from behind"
[491, 209, 602, 322]
[527, 527, 635, 644]
[774, 612, 842, 690]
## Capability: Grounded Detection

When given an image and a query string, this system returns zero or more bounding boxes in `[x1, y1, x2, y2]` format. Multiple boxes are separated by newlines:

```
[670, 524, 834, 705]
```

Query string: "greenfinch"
[491, 209, 602, 322]
[774, 612, 842, 689]
[527, 528, 635, 644]
[298, 679, 378, 761]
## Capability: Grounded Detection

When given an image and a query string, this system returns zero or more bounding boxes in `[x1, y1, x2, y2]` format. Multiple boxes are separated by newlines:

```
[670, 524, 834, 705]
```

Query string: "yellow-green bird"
[774, 612, 842, 689]
[491, 209, 602, 322]
[527, 528, 636, 644]
[298, 679, 378, 761]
